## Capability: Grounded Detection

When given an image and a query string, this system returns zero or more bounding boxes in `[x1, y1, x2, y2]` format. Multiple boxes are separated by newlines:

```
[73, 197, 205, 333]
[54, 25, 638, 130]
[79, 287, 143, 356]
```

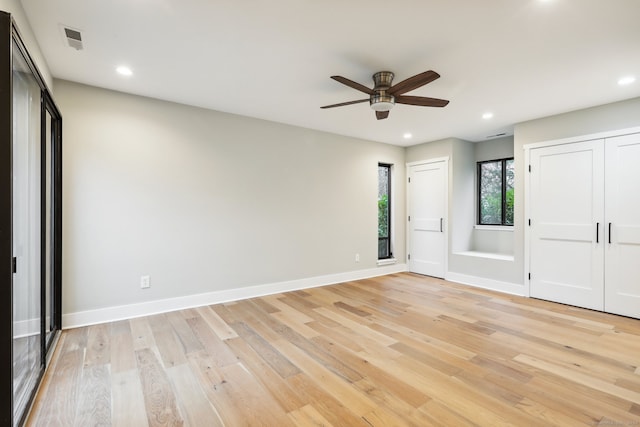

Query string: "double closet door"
[529, 132, 640, 319]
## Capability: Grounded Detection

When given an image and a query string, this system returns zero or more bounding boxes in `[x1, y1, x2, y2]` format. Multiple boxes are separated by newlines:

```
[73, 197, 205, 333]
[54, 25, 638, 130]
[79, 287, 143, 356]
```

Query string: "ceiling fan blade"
[320, 99, 369, 109]
[396, 96, 449, 107]
[331, 76, 375, 95]
[389, 70, 440, 96]
[376, 111, 389, 120]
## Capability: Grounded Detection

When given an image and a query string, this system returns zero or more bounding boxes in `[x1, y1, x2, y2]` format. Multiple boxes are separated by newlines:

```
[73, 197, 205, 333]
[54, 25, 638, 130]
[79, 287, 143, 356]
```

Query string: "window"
[378, 164, 392, 259]
[478, 158, 514, 225]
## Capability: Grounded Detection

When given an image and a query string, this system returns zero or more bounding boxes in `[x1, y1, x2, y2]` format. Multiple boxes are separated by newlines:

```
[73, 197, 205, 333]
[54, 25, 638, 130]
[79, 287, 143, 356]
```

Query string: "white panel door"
[530, 140, 605, 310]
[604, 133, 640, 318]
[408, 160, 447, 278]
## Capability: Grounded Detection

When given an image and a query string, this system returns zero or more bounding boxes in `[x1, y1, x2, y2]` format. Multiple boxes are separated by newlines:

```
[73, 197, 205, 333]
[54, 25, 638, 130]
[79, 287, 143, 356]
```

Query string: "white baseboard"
[13, 317, 44, 338]
[62, 264, 408, 329]
[445, 272, 526, 296]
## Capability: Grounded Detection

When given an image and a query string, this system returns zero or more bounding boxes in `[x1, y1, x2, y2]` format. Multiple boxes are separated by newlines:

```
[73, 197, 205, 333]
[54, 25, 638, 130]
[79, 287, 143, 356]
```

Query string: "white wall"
[56, 80, 406, 318]
[0, 0, 52, 89]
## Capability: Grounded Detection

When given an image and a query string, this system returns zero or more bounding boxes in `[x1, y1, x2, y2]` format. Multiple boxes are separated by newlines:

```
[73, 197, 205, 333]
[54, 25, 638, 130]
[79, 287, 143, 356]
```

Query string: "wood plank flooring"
[27, 273, 640, 426]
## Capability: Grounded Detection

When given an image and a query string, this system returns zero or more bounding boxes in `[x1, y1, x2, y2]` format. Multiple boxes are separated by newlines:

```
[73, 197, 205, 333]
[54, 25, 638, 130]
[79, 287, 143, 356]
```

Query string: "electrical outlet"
[355, 253, 360, 263]
[140, 275, 150, 289]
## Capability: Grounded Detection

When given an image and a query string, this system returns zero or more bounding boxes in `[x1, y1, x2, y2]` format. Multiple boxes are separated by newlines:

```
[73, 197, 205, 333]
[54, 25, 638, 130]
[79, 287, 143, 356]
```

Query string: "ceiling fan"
[321, 70, 449, 120]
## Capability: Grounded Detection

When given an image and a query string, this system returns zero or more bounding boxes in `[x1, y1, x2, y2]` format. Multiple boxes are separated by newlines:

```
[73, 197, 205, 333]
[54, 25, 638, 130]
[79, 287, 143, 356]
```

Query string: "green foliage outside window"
[479, 158, 514, 226]
[378, 164, 391, 259]
[378, 194, 388, 237]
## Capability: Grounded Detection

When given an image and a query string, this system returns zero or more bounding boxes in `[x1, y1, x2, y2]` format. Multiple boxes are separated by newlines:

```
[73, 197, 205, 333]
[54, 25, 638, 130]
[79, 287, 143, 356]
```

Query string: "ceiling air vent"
[63, 27, 83, 50]
[485, 132, 507, 139]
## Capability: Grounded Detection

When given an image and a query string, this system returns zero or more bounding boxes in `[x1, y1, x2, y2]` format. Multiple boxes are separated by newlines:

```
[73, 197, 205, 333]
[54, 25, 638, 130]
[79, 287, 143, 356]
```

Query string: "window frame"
[378, 163, 392, 260]
[477, 157, 514, 226]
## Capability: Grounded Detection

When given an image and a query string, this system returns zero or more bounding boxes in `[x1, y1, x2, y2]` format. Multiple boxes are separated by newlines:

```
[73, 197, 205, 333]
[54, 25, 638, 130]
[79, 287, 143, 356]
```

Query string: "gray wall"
[407, 136, 520, 286]
[405, 137, 453, 164]
[56, 80, 406, 314]
[405, 137, 457, 262]
[450, 138, 475, 254]
[473, 136, 514, 255]
[515, 97, 640, 145]
[475, 136, 513, 162]
[406, 96, 640, 289]
[54, 76, 640, 315]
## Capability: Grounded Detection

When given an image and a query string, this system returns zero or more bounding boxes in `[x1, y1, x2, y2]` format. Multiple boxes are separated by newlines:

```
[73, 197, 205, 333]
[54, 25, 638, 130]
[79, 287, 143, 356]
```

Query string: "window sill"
[453, 251, 514, 261]
[474, 225, 514, 232]
[377, 258, 397, 266]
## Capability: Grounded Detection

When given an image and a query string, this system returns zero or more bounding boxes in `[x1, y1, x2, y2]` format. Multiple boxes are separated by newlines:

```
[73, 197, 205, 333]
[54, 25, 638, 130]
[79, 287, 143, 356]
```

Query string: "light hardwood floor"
[27, 273, 640, 426]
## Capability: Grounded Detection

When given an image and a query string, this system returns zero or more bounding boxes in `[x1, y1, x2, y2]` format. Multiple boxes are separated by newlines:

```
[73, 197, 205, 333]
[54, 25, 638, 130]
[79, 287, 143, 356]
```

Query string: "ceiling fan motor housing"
[373, 71, 394, 90]
[370, 71, 396, 111]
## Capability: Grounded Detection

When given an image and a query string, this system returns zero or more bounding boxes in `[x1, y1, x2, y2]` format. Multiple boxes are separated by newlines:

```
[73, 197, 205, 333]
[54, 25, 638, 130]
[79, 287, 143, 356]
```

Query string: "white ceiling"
[20, 0, 640, 147]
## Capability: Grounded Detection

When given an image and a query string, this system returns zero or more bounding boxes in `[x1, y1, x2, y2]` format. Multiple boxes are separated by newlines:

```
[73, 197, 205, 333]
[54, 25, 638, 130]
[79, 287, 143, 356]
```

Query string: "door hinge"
[528, 165, 531, 172]
[408, 177, 411, 183]
[528, 218, 531, 226]
[12, 257, 16, 274]
[408, 254, 411, 260]
[528, 273, 531, 280]
[408, 215, 411, 222]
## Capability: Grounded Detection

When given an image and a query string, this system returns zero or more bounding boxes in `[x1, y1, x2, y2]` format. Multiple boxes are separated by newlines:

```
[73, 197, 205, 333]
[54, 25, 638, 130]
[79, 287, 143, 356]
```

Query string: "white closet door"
[408, 160, 447, 278]
[530, 140, 605, 310]
[604, 133, 640, 319]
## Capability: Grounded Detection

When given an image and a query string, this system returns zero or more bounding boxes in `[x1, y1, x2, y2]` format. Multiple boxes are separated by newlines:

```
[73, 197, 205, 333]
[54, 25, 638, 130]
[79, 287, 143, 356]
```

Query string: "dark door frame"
[0, 11, 13, 427]
[41, 85, 63, 357]
[1, 11, 63, 426]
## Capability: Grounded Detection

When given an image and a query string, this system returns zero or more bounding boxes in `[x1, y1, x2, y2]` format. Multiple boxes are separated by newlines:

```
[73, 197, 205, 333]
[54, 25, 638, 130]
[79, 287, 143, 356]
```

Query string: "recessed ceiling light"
[482, 112, 494, 120]
[618, 76, 636, 86]
[403, 132, 412, 139]
[116, 66, 133, 76]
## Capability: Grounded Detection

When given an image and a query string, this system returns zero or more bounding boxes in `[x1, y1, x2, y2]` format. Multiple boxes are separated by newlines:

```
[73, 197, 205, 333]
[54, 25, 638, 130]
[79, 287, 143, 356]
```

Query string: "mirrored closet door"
[1, 11, 63, 426]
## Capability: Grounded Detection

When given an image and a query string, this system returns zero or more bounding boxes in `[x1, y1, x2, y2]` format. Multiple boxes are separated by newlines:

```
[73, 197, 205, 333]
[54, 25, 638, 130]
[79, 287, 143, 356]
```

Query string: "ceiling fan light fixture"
[370, 94, 395, 111]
